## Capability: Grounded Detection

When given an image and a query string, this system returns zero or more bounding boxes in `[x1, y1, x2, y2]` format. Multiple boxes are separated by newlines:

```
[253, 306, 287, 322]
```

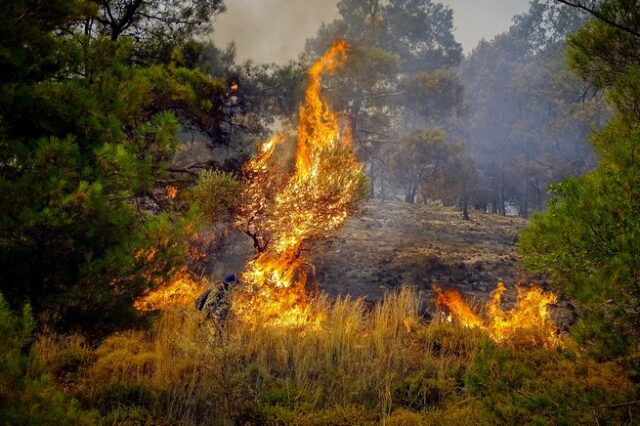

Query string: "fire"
[235, 40, 365, 327]
[433, 283, 562, 349]
[135, 270, 207, 311]
[166, 185, 178, 200]
[433, 286, 484, 329]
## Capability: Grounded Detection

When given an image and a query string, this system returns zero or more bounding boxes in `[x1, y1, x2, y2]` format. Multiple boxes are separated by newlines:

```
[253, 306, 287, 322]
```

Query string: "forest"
[1, 0, 640, 424]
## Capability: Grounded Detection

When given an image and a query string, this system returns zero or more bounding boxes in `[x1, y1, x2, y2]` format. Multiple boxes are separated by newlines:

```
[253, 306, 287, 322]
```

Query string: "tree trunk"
[499, 169, 506, 216]
[520, 158, 530, 218]
[405, 182, 416, 203]
[536, 184, 543, 211]
[369, 161, 376, 198]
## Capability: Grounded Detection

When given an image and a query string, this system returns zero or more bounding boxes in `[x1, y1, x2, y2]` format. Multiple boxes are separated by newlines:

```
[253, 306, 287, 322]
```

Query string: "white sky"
[212, 0, 532, 64]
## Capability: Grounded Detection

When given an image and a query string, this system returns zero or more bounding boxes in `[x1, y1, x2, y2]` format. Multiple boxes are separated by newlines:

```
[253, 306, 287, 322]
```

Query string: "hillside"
[313, 199, 528, 302]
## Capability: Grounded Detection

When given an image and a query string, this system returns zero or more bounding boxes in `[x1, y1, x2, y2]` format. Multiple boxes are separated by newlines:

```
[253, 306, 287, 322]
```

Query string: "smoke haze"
[212, 0, 531, 64]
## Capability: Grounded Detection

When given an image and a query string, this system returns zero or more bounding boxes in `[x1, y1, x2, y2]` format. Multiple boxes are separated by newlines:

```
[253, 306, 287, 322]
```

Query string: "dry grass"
[35, 289, 638, 425]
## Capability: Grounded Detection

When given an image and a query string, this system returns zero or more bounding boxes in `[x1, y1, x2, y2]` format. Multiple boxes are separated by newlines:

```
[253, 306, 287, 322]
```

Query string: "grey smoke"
[212, 0, 531, 64]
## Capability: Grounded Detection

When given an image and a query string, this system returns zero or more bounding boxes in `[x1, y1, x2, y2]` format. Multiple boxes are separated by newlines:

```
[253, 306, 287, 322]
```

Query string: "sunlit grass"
[36, 288, 638, 425]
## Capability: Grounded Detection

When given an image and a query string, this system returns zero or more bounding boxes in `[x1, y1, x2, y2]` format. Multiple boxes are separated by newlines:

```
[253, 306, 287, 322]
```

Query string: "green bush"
[465, 344, 639, 424]
[416, 322, 485, 357]
[189, 170, 243, 225]
[91, 383, 161, 415]
[518, 0, 640, 361]
[394, 372, 456, 410]
[261, 404, 378, 426]
[0, 292, 96, 425]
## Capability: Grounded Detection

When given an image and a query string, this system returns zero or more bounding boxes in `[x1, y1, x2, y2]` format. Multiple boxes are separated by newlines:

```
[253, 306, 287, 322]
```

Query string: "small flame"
[135, 271, 206, 311]
[235, 40, 363, 327]
[166, 185, 178, 200]
[433, 283, 562, 349]
[433, 285, 484, 329]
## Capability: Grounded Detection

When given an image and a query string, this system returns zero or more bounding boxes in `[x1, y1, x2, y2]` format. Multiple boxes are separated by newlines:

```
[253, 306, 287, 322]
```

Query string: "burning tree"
[235, 40, 366, 326]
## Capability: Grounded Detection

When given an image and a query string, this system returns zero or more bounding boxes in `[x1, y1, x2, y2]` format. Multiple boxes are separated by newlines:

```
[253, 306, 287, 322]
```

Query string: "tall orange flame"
[433, 283, 562, 349]
[235, 40, 364, 326]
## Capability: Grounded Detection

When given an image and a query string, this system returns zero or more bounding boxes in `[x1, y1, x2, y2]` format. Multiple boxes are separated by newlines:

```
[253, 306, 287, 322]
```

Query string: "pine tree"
[0, 1, 226, 336]
[519, 0, 640, 358]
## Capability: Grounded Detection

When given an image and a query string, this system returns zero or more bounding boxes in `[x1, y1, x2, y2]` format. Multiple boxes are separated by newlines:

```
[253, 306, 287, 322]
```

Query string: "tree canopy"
[520, 0, 640, 359]
[0, 0, 226, 335]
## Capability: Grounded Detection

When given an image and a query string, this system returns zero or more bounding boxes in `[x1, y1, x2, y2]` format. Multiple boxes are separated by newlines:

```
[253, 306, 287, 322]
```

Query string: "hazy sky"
[212, 0, 531, 64]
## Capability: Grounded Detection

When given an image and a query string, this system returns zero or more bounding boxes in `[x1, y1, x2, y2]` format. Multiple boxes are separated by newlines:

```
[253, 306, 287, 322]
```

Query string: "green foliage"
[519, 0, 640, 360]
[0, 292, 96, 424]
[520, 117, 640, 358]
[261, 404, 378, 426]
[388, 129, 465, 204]
[188, 170, 242, 225]
[394, 371, 455, 410]
[465, 344, 637, 425]
[381, 0, 462, 72]
[90, 0, 225, 63]
[402, 69, 464, 125]
[0, 2, 225, 335]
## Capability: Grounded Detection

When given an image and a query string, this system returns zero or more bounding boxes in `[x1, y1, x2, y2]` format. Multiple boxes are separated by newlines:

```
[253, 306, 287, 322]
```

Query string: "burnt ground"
[312, 199, 527, 303]
[204, 198, 574, 324]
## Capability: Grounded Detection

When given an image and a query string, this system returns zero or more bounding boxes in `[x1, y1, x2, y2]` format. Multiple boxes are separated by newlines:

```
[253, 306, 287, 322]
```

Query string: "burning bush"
[235, 40, 366, 326]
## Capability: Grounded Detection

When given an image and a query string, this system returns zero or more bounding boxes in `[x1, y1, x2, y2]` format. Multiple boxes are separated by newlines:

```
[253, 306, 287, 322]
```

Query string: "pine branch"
[555, 0, 640, 38]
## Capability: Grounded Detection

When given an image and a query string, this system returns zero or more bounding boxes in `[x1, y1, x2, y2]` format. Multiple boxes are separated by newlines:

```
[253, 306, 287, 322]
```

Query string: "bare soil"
[312, 199, 531, 303]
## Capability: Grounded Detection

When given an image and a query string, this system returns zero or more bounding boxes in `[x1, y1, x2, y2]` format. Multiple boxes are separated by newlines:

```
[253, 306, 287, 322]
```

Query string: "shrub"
[189, 170, 242, 225]
[465, 344, 639, 424]
[0, 292, 96, 425]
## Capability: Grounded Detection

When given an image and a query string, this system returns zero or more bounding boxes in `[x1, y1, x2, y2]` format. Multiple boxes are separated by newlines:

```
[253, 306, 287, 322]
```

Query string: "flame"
[433, 283, 562, 349]
[135, 270, 206, 311]
[433, 286, 484, 329]
[235, 40, 364, 327]
[166, 185, 178, 200]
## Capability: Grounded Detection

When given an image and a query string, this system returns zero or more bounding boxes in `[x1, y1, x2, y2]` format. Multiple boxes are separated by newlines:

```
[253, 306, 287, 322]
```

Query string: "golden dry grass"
[35, 289, 638, 425]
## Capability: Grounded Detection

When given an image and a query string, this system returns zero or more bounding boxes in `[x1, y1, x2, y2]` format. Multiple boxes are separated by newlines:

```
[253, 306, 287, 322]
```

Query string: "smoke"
[445, 0, 530, 51]
[211, 0, 530, 64]
[212, 0, 339, 64]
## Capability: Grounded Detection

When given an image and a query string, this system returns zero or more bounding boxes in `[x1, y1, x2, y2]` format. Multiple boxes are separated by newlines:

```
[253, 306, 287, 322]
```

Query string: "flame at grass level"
[235, 40, 365, 326]
[434, 283, 562, 349]
[433, 287, 484, 329]
[135, 271, 206, 311]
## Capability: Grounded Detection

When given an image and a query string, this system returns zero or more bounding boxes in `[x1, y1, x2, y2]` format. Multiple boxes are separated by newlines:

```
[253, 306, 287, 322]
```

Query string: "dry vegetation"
[33, 289, 638, 425]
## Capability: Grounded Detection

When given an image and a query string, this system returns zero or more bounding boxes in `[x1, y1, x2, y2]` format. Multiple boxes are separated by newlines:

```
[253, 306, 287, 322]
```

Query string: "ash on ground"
[313, 199, 527, 300]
